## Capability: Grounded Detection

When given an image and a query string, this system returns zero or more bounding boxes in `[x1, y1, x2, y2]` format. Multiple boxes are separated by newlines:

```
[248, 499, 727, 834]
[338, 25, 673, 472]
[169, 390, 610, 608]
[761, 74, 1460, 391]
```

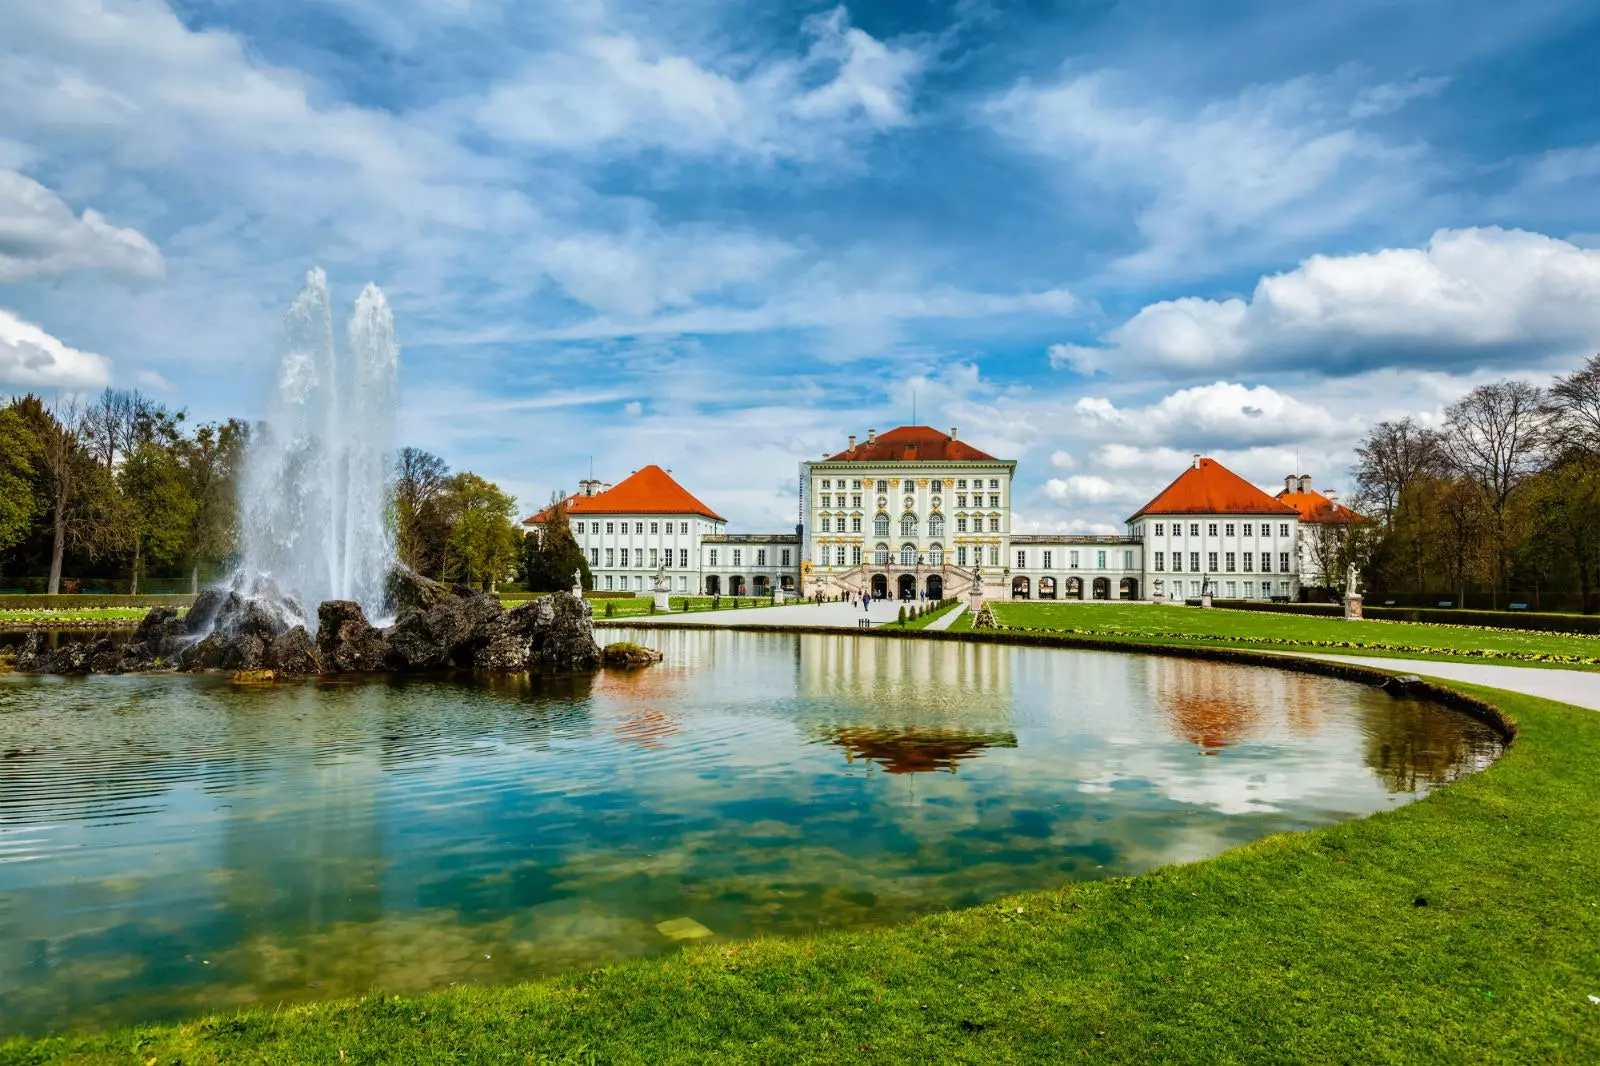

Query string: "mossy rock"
[230, 668, 276, 685]
[602, 641, 664, 668]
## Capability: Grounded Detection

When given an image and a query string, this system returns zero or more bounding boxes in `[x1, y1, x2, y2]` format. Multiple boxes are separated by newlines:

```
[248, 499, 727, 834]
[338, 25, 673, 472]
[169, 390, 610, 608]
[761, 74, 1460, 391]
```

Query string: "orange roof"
[825, 426, 998, 462]
[525, 465, 724, 525]
[1128, 458, 1299, 520]
[1276, 489, 1362, 524]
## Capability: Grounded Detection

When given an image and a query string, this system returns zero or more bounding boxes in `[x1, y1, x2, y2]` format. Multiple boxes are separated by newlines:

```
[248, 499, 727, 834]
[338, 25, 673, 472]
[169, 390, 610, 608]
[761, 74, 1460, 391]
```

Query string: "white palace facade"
[526, 425, 1358, 601]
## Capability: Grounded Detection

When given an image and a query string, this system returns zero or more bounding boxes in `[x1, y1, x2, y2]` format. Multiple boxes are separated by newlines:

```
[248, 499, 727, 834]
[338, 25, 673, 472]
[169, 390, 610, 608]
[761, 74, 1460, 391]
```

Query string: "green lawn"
[0, 606, 169, 627]
[585, 595, 805, 620]
[894, 600, 962, 631]
[984, 602, 1600, 666]
[5, 675, 1596, 1064]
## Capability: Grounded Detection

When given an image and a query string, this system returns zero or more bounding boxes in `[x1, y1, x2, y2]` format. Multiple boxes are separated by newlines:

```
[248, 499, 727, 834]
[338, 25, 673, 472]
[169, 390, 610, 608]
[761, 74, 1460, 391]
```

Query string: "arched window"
[900, 543, 917, 565]
[929, 544, 944, 565]
[928, 513, 944, 537]
[900, 513, 917, 536]
[874, 514, 890, 537]
[875, 543, 889, 565]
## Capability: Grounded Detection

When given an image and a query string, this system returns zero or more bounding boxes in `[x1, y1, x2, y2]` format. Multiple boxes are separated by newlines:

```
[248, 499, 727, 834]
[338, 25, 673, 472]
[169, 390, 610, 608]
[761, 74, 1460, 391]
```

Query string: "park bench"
[1383, 600, 1396, 606]
[1436, 600, 1454, 608]
[1509, 603, 1529, 610]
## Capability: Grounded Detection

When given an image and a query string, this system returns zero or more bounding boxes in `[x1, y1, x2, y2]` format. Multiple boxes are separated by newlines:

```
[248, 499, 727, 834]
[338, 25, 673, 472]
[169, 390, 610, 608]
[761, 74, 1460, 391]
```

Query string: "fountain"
[14, 269, 602, 678]
[236, 268, 399, 629]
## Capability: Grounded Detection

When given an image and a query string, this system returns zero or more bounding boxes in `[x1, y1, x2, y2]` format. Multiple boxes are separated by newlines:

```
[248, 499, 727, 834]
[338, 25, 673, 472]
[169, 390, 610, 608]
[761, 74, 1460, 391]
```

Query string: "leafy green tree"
[443, 473, 520, 590]
[394, 447, 452, 574]
[521, 493, 592, 592]
[118, 441, 194, 594]
[176, 420, 247, 592]
[0, 405, 43, 562]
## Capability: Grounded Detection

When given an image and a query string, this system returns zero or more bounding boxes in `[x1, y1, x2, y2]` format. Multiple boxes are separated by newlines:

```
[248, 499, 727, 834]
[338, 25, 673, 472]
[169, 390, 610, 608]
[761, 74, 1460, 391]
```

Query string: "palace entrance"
[925, 574, 943, 599]
[871, 574, 888, 599]
[897, 574, 916, 600]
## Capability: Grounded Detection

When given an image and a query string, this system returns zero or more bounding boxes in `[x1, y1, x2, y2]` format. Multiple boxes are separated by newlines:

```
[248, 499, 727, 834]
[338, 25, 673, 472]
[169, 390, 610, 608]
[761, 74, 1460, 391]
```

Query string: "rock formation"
[15, 574, 603, 678]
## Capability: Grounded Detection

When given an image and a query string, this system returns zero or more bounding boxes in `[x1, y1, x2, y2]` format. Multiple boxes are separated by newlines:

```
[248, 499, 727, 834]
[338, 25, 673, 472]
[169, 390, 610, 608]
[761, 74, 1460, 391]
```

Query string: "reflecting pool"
[0, 628, 1502, 1033]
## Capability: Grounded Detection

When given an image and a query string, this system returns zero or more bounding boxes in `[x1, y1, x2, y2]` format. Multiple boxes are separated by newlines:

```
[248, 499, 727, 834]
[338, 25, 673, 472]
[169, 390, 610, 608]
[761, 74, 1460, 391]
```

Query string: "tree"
[443, 473, 520, 590]
[1545, 354, 1600, 457]
[1441, 380, 1546, 606]
[82, 388, 184, 470]
[118, 441, 193, 594]
[0, 405, 43, 560]
[176, 420, 247, 592]
[1354, 417, 1444, 526]
[521, 493, 592, 592]
[393, 447, 451, 573]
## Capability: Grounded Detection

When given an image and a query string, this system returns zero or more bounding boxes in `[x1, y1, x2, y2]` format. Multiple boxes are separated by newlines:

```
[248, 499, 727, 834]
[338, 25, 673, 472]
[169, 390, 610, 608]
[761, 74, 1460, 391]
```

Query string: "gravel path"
[1263, 652, 1600, 712]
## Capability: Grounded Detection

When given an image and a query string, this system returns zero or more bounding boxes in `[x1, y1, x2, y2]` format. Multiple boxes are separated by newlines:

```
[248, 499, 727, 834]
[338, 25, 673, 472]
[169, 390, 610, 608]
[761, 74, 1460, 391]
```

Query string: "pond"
[0, 627, 1503, 1034]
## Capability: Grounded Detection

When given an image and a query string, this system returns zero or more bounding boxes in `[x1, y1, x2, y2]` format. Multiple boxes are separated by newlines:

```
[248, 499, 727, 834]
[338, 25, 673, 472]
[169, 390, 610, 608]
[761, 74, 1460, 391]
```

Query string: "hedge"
[0, 593, 197, 610]
[1205, 598, 1600, 636]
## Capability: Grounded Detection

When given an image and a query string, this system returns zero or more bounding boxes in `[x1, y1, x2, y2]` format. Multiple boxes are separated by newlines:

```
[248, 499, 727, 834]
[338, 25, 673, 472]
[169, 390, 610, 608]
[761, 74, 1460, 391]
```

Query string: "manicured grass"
[582, 595, 807, 619]
[0, 606, 172, 627]
[5, 675, 1596, 1064]
[987, 602, 1600, 667]
[895, 600, 962, 630]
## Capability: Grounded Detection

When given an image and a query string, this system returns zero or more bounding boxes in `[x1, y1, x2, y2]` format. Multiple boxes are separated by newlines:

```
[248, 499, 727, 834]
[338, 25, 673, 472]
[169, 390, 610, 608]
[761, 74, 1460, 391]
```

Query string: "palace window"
[620, 548, 630, 567]
[1070, 550, 1079, 567]
[1043, 550, 1053, 568]
[853, 480, 862, 489]
[957, 479, 968, 490]
[1242, 553, 1253, 572]
[1281, 524, 1291, 538]
[650, 522, 659, 534]
[875, 514, 890, 537]
[781, 549, 791, 566]
[876, 480, 888, 492]
[901, 514, 917, 536]
[988, 547, 1000, 565]
[836, 546, 846, 566]
[989, 516, 1000, 532]
[575, 522, 584, 534]
[1017, 550, 1027, 568]
[901, 543, 916, 565]
[650, 549, 659, 568]
[852, 517, 862, 532]
[632, 522, 640, 534]
[957, 546, 968, 565]
[1154, 522, 1164, 536]
[709, 549, 718, 565]
[852, 495, 861, 508]
[605, 522, 614, 534]
[1189, 523, 1199, 537]
[1125, 550, 1135, 569]
[875, 543, 890, 564]
[928, 513, 944, 537]
[957, 495, 967, 508]
[1154, 552, 1165, 571]
[606, 548, 615, 567]
[732, 549, 742, 566]
[931, 480, 943, 492]
[1260, 552, 1271, 572]
[1225, 552, 1236, 572]
[956, 517, 968, 533]
[990, 479, 999, 489]
[1208, 552, 1218, 572]
[590, 548, 599, 565]
[821, 517, 831, 532]
[605, 575, 614, 590]
[989, 495, 999, 508]
[757, 549, 767, 566]
[821, 495, 830, 507]
[822, 479, 831, 489]
[930, 544, 944, 564]
[1097, 550, 1106, 569]
[681, 523, 688, 534]
[1243, 523, 1252, 536]
[679, 549, 688, 567]
[1225, 523, 1235, 536]
[1243, 581, 1255, 598]
[1208, 523, 1218, 536]
[852, 546, 862, 565]
[1171, 553, 1182, 572]
[1280, 552, 1291, 573]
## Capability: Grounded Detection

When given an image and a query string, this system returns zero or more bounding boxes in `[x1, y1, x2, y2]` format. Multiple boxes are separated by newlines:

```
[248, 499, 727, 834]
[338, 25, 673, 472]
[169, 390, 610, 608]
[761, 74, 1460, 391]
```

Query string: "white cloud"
[983, 71, 1426, 276]
[0, 308, 112, 388]
[133, 367, 173, 391]
[474, 7, 924, 159]
[1349, 76, 1449, 119]
[1042, 474, 1129, 504]
[1049, 449, 1075, 469]
[0, 169, 164, 281]
[624, 400, 643, 417]
[1072, 381, 1360, 447]
[1057, 227, 1600, 376]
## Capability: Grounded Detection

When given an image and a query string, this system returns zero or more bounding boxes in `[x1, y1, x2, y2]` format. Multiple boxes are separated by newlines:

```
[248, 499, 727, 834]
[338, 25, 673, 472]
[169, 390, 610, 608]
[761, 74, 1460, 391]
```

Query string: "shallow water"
[0, 628, 1501, 1033]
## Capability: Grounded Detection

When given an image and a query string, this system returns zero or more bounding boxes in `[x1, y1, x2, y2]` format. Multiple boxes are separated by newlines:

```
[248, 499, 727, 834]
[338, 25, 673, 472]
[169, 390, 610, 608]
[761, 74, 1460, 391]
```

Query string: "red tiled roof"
[825, 426, 998, 462]
[1128, 458, 1299, 520]
[525, 465, 724, 525]
[1276, 489, 1363, 524]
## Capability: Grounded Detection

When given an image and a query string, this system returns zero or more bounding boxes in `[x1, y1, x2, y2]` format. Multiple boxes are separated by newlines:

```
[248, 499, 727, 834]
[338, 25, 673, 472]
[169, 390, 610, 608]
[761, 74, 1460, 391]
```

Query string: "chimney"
[1326, 489, 1339, 506]
[848, 435, 856, 451]
[1298, 474, 1312, 494]
[1192, 454, 1201, 470]
[1285, 474, 1296, 492]
[950, 426, 957, 440]
[867, 428, 876, 442]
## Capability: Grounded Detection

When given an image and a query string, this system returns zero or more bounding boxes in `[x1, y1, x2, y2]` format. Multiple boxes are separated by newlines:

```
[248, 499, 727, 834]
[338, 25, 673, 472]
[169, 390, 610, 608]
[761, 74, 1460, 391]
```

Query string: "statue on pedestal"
[571, 569, 583, 596]
[1345, 563, 1361, 599]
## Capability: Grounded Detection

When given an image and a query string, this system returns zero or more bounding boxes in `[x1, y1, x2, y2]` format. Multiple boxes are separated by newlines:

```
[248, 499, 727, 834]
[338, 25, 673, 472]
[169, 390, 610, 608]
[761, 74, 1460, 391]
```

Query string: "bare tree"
[1353, 417, 1444, 526]
[393, 447, 451, 572]
[1545, 354, 1600, 457]
[82, 388, 185, 470]
[1441, 380, 1546, 605]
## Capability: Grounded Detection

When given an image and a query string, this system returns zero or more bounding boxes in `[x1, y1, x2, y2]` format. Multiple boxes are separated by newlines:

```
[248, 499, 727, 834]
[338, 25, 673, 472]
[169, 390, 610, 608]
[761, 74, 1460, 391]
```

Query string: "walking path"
[924, 603, 967, 631]
[623, 599, 905, 628]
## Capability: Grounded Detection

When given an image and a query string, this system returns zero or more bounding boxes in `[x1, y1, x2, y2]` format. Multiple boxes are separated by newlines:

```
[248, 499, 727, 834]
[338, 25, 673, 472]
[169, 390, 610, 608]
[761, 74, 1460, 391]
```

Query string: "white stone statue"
[653, 559, 669, 593]
[571, 569, 583, 595]
[971, 566, 983, 592]
[1345, 563, 1361, 599]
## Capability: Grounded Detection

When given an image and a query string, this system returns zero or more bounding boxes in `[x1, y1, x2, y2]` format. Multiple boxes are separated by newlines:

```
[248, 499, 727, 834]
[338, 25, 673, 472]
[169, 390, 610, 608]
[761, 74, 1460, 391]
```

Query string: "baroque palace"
[525, 425, 1358, 602]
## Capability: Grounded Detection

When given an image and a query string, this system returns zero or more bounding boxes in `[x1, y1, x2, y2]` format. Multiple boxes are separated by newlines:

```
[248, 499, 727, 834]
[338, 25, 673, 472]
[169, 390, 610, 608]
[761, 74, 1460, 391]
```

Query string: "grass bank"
[0, 606, 174, 629]
[4, 649, 1597, 1063]
[981, 601, 1600, 668]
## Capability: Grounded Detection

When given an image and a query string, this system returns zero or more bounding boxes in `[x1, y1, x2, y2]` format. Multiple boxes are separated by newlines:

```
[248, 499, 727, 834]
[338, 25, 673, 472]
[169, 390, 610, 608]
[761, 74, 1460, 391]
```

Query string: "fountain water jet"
[234, 269, 400, 630]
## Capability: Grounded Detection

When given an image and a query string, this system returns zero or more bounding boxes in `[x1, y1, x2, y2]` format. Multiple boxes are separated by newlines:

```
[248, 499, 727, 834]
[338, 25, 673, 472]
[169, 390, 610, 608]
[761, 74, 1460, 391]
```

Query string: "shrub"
[604, 601, 615, 618]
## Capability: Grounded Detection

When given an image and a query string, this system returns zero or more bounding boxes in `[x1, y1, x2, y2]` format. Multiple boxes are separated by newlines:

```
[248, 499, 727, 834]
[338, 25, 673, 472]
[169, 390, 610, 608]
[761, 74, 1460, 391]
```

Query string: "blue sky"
[2, 0, 1598, 532]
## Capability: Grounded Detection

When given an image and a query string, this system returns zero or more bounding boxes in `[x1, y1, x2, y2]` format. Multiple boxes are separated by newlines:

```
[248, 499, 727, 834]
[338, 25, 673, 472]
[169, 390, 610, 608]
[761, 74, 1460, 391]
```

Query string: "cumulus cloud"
[1049, 449, 1075, 469]
[1053, 227, 1600, 376]
[0, 308, 112, 388]
[475, 7, 925, 159]
[1042, 474, 1130, 504]
[0, 169, 164, 281]
[1072, 381, 1360, 447]
[983, 71, 1428, 275]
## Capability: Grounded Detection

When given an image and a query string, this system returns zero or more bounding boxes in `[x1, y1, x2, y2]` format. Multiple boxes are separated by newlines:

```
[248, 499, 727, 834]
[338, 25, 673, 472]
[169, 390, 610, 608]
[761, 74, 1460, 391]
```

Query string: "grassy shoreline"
[3, 631, 1597, 1063]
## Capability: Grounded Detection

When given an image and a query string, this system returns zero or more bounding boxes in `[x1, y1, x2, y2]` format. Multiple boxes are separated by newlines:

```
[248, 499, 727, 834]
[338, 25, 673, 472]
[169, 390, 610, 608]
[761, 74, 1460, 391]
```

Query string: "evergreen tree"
[521, 493, 592, 592]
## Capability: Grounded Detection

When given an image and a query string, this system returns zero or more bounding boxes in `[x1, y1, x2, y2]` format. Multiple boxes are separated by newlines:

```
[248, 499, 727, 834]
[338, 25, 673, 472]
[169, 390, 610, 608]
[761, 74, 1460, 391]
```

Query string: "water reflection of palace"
[1143, 658, 1334, 752]
[821, 726, 1017, 774]
[797, 633, 1012, 724]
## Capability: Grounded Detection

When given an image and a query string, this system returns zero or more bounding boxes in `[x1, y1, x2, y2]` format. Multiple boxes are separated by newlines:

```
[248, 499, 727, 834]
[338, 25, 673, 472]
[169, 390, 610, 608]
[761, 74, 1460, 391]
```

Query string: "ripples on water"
[0, 628, 1502, 1033]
